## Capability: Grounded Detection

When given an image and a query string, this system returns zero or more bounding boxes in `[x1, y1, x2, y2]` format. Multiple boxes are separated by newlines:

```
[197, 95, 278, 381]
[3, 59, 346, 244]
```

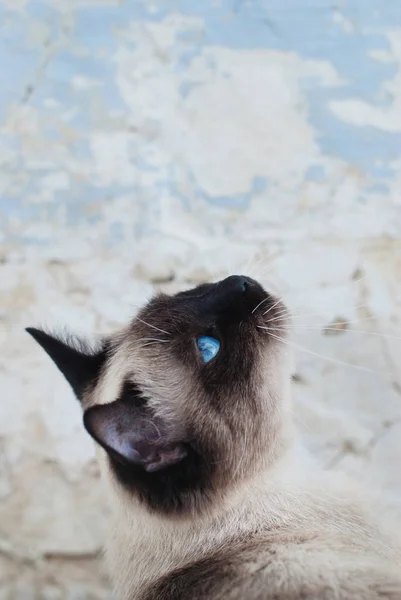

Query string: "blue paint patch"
[59, 182, 131, 226]
[0, 195, 38, 222]
[152, 168, 266, 212]
[365, 182, 390, 195]
[25, 1, 60, 42]
[306, 81, 401, 177]
[32, 36, 125, 116]
[108, 221, 125, 245]
[20, 235, 53, 246]
[179, 80, 202, 98]
[0, 174, 132, 232]
[175, 28, 206, 70]
[133, 156, 160, 173]
[252, 176, 268, 193]
[305, 165, 326, 181]
[194, 174, 268, 210]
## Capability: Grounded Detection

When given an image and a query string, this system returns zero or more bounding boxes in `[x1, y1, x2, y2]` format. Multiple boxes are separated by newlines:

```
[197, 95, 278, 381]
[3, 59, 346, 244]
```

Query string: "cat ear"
[83, 390, 188, 472]
[26, 327, 108, 401]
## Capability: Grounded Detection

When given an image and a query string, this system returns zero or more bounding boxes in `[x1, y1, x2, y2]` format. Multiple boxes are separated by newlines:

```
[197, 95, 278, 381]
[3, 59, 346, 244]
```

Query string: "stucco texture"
[1, 1, 401, 598]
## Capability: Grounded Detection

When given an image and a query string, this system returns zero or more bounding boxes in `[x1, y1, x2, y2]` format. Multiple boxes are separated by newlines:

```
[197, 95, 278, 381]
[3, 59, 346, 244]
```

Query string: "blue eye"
[197, 336, 220, 363]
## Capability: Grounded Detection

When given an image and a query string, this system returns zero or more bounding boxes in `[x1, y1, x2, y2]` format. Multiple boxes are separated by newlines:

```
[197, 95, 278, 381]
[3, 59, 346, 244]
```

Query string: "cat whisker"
[263, 297, 284, 317]
[233, 430, 247, 478]
[138, 338, 171, 349]
[137, 337, 170, 343]
[140, 343, 165, 348]
[136, 317, 171, 336]
[252, 295, 272, 314]
[282, 325, 401, 341]
[269, 313, 382, 328]
[269, 302, 378, 325]
[267, 307, 291, 322]
[258, 327, 388, 375]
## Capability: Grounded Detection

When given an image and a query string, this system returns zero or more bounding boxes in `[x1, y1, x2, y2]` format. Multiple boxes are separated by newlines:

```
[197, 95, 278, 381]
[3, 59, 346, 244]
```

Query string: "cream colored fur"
[100, 444, 401, 599]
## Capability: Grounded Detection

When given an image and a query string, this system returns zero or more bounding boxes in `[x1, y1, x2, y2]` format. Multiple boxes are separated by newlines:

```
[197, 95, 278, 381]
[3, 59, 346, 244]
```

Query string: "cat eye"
[196, 336, 220, 363]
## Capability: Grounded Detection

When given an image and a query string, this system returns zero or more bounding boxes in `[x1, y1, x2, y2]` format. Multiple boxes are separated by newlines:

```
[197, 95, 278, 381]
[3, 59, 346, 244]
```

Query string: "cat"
[27, 275, 401, 599]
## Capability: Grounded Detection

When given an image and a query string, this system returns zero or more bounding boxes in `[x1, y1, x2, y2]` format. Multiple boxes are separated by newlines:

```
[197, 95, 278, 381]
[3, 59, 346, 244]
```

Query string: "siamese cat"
[27, 275, 401, 599]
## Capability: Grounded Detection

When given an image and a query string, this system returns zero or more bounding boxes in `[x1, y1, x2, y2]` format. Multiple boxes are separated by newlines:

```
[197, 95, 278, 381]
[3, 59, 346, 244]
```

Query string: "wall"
[1, 1, 401, 598]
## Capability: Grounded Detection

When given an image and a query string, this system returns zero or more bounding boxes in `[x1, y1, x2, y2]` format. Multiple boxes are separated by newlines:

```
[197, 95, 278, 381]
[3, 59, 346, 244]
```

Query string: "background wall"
[1, 1, 401, 598]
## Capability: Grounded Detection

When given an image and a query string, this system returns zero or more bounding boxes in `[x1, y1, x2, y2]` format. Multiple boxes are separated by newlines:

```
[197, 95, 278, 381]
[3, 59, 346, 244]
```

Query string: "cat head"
[27, 275, 291, 515]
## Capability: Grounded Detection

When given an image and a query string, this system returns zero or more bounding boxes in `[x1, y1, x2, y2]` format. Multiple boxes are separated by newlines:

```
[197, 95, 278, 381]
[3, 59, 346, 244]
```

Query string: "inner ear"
[83, 382, 188, 473]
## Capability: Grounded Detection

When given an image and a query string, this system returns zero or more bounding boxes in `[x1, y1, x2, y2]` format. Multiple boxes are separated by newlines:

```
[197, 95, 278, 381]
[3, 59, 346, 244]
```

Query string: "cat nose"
[201, 275, 263, 316]
[220, 275, 256, 294]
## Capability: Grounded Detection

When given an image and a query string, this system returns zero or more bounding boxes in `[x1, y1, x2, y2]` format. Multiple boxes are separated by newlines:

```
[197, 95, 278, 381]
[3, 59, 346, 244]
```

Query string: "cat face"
[27, 276, 291, 515]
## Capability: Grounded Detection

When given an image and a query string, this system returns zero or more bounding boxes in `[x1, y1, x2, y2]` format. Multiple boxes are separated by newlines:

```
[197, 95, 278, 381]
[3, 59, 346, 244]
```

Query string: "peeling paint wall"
[1, 1, 401, 598]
